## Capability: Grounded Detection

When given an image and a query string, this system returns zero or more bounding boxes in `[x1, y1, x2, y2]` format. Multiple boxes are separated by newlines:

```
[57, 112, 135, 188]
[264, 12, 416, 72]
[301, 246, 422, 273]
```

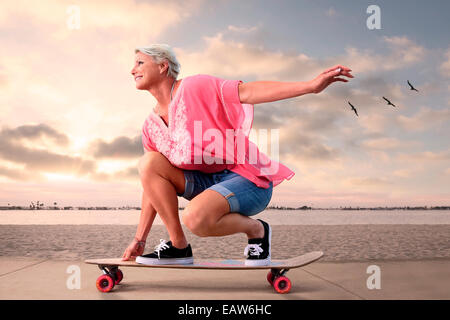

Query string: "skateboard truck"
[96, 265, 124, 292]
[271, 267, 289, 277]
[98, 264, 118, 274]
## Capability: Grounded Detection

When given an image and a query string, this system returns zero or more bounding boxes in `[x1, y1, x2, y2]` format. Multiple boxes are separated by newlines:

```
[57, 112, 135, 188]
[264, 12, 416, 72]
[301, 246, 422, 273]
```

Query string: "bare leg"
[138, 152, 188, 248]
[182, 190, 264, 239]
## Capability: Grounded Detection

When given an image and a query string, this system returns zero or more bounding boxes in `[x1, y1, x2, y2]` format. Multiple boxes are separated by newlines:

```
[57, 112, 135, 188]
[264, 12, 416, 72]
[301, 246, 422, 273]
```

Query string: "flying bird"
[382, 96, 397, 108]
[347, 101, 358, 116]
[407, 80, 419, 92]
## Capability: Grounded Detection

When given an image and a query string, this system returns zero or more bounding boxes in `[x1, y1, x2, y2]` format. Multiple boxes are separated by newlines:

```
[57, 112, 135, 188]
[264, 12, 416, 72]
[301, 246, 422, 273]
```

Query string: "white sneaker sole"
[245, 223, 272, 267]
[244, 257, 271, 267]
[136, 256, 194, 265]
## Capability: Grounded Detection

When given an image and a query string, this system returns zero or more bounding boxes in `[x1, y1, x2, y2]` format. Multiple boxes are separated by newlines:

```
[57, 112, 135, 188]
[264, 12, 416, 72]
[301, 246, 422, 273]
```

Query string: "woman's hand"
[121, 238, 146, 261]
[309, 65, 353, 94]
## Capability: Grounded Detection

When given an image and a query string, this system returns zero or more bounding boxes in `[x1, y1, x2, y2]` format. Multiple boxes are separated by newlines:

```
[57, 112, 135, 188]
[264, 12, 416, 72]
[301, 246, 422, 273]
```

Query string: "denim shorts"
[178, 169, 273, 216]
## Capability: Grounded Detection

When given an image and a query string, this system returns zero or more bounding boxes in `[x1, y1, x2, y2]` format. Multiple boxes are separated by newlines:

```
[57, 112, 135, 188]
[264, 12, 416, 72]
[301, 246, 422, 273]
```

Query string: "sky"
[0, 0, 449, 208]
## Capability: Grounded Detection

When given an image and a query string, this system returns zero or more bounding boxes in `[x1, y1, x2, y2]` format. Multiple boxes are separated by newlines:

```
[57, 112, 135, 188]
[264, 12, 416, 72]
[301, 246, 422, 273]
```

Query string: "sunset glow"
[0, 0, 449, 207]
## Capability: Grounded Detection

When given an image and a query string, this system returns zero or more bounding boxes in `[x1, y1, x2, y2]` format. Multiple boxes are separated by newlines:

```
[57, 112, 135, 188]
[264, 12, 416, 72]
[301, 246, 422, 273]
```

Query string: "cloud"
[227, 25, 259, 33]
[440, 48, 450, 77]
[396, 106, 450, 132]
[0, 123, 146, 182]
[1, 123, 69, 146]
[340, 36, 426, 73]
[326, 7, 337, 17]
[0, 124, 95, 179]
[0, 0, 204, 129]
[88, 135, 143, 159]
[177, 33, 317, 80]
[90, 166, 139, 182]
[355, 76, 405, 101]
[343, 176, 392, 187]
[248, 97, 344, 163]
[361, 137, 408, 150]
[383, 36, 426, 64]
[396, 149, 450, 163]
[392, 169, 414, 178]
[0, 0, 199, 40]
[0, 139, 96, 174]
[0, 66, 7, 88]
[278, 119, 341, 162]
[0, 165, 41, 181]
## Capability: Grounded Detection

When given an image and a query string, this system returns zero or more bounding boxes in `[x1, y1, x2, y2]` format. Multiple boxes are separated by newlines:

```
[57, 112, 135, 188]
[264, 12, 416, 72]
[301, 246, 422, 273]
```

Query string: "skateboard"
[85, 251, 323, 294]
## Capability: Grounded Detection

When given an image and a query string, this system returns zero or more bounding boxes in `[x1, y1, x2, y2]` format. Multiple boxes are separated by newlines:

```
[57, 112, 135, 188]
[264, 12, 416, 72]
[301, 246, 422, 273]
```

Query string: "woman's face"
[131, 52, 166, 90]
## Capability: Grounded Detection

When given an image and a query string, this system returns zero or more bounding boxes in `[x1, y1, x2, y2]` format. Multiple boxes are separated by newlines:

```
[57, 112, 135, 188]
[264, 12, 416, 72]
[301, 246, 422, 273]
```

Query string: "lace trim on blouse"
[146, 87, 191, 165]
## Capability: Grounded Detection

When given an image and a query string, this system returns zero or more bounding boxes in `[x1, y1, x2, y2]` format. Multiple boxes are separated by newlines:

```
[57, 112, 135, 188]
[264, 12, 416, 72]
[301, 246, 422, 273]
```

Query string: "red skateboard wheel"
[96, 274, 115, 293]
[273, 276, 292, 294]
[113, 269, 123, 285]
[267, 271, 275, 286]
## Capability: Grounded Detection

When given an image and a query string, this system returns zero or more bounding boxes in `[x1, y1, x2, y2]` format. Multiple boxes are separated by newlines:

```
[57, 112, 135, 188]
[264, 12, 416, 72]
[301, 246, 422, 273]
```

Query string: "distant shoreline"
[1, 205, 449, 211]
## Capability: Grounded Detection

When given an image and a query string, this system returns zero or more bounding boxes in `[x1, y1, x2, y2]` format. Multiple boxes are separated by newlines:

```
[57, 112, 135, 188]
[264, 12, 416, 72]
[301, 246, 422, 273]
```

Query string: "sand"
[1, 209, 449, 264]
[1, 224, 449, 262]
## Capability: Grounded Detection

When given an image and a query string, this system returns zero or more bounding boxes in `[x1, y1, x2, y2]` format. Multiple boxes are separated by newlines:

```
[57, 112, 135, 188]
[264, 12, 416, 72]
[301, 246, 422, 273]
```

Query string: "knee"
[182, 207, 211, 237]
[138, 152, 164, 178]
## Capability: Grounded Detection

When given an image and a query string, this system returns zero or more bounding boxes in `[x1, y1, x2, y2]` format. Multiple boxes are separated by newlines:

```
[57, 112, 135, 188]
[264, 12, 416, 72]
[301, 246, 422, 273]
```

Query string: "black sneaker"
[136, 239, 194, 265]
[244, 219, 271, 266]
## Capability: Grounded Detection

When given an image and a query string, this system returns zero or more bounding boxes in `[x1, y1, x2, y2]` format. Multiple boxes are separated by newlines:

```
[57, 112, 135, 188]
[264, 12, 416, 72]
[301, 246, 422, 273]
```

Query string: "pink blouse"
[141, 74, 295, 188]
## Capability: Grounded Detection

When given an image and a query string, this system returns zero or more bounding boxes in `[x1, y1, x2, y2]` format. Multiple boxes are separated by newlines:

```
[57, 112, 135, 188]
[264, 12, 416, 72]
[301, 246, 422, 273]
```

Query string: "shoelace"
[154, 239, 170, 259]
[244, 243, 264, 257]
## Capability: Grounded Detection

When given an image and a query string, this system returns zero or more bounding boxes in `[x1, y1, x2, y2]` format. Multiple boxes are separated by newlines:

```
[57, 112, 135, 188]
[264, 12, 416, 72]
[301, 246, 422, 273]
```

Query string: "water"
[1, 209, 449, 225]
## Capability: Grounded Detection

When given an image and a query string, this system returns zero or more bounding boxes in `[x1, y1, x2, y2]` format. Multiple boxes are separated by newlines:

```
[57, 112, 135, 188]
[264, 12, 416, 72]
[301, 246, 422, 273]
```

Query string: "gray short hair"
[135, 44, 180, 79]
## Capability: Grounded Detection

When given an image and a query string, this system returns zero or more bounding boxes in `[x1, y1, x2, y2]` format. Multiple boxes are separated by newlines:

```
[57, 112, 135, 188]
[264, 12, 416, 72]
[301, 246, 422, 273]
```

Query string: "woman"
[122, 44, 353, 266]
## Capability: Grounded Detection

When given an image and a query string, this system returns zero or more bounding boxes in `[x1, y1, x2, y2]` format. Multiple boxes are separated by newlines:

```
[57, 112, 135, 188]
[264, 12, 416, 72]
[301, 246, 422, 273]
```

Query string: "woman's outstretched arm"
[238, 65, 353, 104]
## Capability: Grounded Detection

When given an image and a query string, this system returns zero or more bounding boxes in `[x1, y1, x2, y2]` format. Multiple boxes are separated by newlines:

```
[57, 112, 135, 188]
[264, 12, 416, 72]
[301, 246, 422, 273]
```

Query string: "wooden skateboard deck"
[85, 251, 323, 294]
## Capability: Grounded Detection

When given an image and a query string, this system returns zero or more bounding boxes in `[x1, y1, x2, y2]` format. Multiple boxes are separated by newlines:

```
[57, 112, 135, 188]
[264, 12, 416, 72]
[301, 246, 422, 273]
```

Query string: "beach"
[1, 209, 449, 299]
[1, 224, 449, 262]
[1, 209, 449, 262]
